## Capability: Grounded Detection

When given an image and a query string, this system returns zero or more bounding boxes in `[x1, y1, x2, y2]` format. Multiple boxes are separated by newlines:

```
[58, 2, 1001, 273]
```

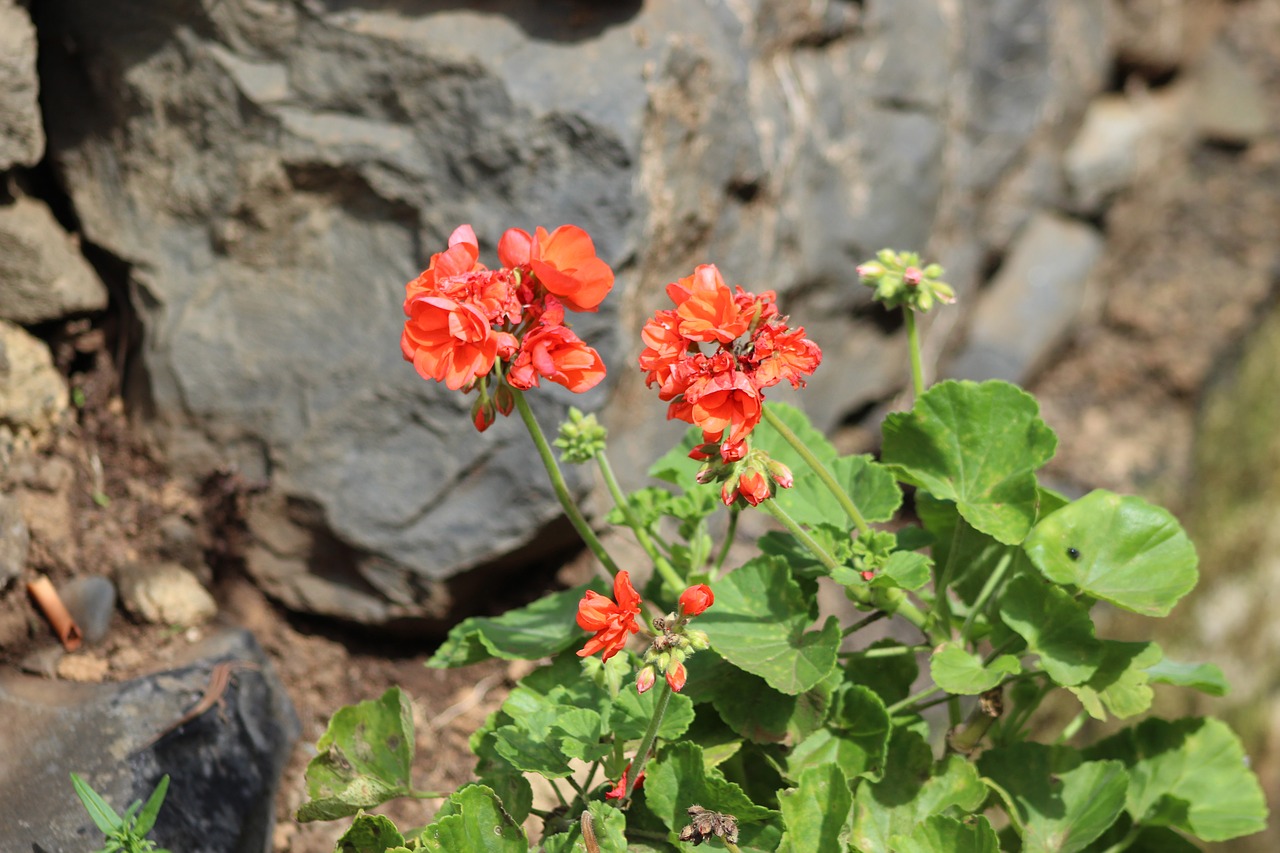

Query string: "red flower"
[679, 584, 714, 617]
[666, 264, 750, 345]
[503, 225, 614, 313]
[682, 361, 763, 448]
[506, 323, 606, 394]
[605, 763, 644, 800]
[737, 469, 771, 506]
[576, 571, 642, 662]
[748, 323, 822, 390]
[401, 296, 502, 391]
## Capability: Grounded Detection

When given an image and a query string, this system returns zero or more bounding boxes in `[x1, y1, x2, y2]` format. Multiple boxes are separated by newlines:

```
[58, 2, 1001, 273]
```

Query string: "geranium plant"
[295, 228, 1267, 852]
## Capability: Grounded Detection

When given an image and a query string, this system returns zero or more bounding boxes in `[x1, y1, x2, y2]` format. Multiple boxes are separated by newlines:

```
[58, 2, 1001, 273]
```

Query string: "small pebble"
[56, 652, 110, 683]
[60, 575, 117, 645]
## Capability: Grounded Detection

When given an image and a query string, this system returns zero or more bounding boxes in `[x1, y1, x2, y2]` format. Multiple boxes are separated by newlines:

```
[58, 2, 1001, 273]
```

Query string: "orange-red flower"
[682, 361, 762, 447]
[665, 660, 687, 692]
[576, 571, 642, 662]
[401, 296, 505, 391]
[605, 763, 644, 800]
[748, 323, 822, 389]
[737, 469, 771, 506]
[667, 265, 750, 344]
[679, 584, 714, 617]
[502, 225, 614, 313]
[507, 324, 606, 394]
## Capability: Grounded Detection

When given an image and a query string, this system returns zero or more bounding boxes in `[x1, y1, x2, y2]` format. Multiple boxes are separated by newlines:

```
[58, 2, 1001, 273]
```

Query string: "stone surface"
[1192, 42, 1271, 145]
[0, 628, 298, 853]
[118, 560, 218, 626]
[60, 574, 117, 644]
[0, 195, 111, 324]
[36, 0, 1115, 621]
[0, 0, 43, 169]
[948, 213, 1105, 384]
[0, 319, 69, 452]
[0, 492, 28, 589]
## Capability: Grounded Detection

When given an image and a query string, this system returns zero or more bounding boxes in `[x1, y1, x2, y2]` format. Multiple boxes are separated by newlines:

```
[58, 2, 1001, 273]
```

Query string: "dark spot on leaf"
[386, 735, 401, 752]
[1067, 547, 1080, 561]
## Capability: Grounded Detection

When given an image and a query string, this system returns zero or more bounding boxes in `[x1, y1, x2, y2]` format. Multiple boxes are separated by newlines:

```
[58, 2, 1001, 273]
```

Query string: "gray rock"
[34, 0, 1119, 622]
[1192, 42, 1271, 146]
[0, 319, 69, 447]
[0, 0, 43, 169]
[117, 561, 218, 627]
[0, 628, 298, 853]
[948, 212, 1104, 384]
[60, 575, 117, 645]
[0, 196, 111, 325]
[0, 493, 28, 590]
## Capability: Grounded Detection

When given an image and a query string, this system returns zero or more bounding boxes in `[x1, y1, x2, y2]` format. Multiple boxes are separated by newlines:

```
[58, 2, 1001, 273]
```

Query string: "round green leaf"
[930, 643, 1021, 695]
[786, 686, 891, 782]
[417, 784, 528, 852]
[998, 574, 1101, 686]
[779, 454, 904, 529]
[882, 380, 1057, 544]
[1024, 490, 1198, 617]
[778, 765, 853, 852]
[698, 557, 841, 695]
[1144, 659, 1229, 697]
[336, 813, 405, 853]
[890, 814, 1000, 853]
[1068, 641, 1161, 721]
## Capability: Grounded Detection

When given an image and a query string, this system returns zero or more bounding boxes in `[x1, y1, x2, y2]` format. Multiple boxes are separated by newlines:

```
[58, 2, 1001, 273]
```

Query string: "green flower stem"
[620, 680, 673, 809]
[931, 520, 965, 641]
[886, 683, 944, 717]
[760, 405, 870, 537]
[959, 549, 1014, 645]
[595, 450, 685, 594]
[903, 306, 926, 400]
[860, 644, 928, 658]
[842, 610, 887, 637]
[1054, 711, 1087, 745]
[724, 841, 744, 853]
[981, 776, 1026, 837]
[512, 389, 622, 577]
[713, 509, 740, 577]
[1098, 825, 1143, 853]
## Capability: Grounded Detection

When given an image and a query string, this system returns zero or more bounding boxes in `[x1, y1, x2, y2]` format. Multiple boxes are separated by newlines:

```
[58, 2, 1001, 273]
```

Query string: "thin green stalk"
[724, 842, 743, 853]
[842, 610, 887, 637]
[595, 449, 684, 593]
[620, 680, 673, 809]
[512, 390, 622, 577]
[1098, 825, 1143, 853]
[712, 510, 740, 577]
[860, 644, 927, 658]
[903, 306, 925, 400]
[886, 683, 943, 717]
[1055, 711, 1087, 745]
[959, 549, 1014, 645]
[760, 406, 870, 536]
[981, 776, 1026, 837]
[931, 520, 965, 641]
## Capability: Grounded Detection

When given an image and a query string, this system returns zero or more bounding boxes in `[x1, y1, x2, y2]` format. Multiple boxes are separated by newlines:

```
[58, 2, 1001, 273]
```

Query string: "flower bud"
[720, 478, 740, 507]
[665, 660, 687, 692]
[554, 407, 607, 463]
[738, 469, 770, 506]
[684, 629, 710, 651]
[765, 459, 794, 490]
[719, 439, 748, 463]
[856, 261, 885, 281]
[635, 665, 656, 694]
[493, 382, 515, 416]
[903, 266, 924, 287]
[679, 584, 714, 617]
[471, 396, 496, 432]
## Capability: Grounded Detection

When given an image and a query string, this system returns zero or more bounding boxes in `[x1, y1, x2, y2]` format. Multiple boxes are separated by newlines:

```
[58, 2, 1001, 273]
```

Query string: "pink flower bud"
[665, 660, 687, 692]
[635, 665, 656, 694]
[903, 266, 924, 287]
[766, 459, 794, 489]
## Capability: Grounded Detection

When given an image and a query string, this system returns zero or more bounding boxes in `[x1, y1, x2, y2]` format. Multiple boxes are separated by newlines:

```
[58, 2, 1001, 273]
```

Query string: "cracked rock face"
[35, 0, 1110, 623]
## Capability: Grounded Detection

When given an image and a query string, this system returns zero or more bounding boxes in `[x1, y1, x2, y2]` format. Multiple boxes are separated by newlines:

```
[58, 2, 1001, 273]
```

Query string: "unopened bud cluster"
[857, 249, 954, 313]
[554, 407, 608, 463]
[693, 444, 794, 508]
[636, 584, 714, 694]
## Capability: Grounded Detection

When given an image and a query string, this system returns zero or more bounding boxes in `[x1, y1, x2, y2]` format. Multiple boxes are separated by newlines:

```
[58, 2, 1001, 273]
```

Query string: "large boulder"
[37, 0, 1112, 624]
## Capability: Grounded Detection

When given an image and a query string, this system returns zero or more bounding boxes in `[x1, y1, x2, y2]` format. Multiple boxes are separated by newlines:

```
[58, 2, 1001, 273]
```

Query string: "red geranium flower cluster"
[638, 264, 822, 460]
[401, 224, 613, 429]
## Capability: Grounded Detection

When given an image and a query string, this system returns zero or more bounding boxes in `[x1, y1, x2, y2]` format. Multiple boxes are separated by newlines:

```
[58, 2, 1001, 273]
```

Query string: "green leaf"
[71, 773, 123, 835]
[786, 686, 890, 782]
[541, 801, 628, 853]
[336, 813, 405, 852]
[1023, 490, 1198, 617]
[929, 643, 1021, 695]
[750, 402, 838, 473]
[882, 380, 1057, 544]
[777, 454, 903, 529]
[133, 775, 170, 838]
[777, 764, 853, 852]
[998, 574, 1100, 686]
[1144, 659, 1228, 697]
[417, 784, 528, 852]
[297, 687, 415, 822]
[979, 743, 1128, 853]
[850, 730, 987, 851]
[697, 557, 840, 695]
[427, 581, 606, 668]
[645, 741, 780, 836]
[843, 639, 919, 706]
[611, 683, 695, 742]
[890, 814, 1001, 853]
[872, 549, 933, 591]
[493, 687, 595, 777]
[1068, 641, 1162, 720]
[691, 653, 837, 744]
[1087, 717, 1268, 842]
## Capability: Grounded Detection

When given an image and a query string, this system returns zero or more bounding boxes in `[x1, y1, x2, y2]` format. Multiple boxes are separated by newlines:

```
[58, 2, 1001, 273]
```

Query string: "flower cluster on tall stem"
[401, 224, 612, 429]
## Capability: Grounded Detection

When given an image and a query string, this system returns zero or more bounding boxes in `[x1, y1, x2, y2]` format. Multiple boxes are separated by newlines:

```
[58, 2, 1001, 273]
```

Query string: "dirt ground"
[1, 3, 1277, 851]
